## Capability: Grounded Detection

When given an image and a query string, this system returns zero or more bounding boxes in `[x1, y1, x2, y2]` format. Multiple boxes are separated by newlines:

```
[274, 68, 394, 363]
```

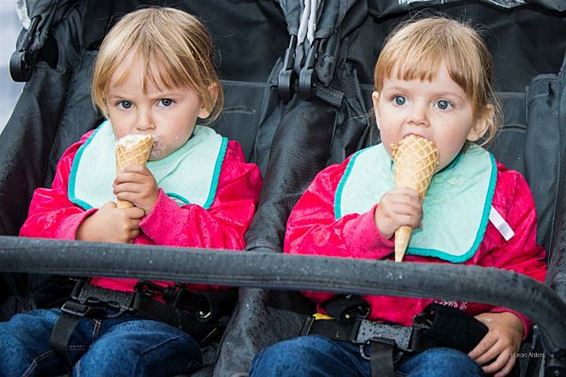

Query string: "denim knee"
[250, 335, 367, 377]
[73, 318, 200, 377]
[251, 336, 320, 376]
[0, 309, 66, 377]
[398, 347, 484, 377]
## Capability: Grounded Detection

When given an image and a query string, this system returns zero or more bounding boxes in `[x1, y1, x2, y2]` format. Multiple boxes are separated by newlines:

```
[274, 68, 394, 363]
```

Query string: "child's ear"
[372, 91, 381, 130]
[197, 83, 219, 119]
[467, 104, 494, 141]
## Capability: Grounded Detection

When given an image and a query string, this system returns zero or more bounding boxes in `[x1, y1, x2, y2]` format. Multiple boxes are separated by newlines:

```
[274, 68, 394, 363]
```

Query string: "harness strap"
[49, 308, 82, 367]
[49, 282, 134, 366]
[369, 339, 395, 377]
[131, 292, 221, 342]
[304, 315, 413, 350]
[49, 279, 235, 367]
[306, 296, 489, 374]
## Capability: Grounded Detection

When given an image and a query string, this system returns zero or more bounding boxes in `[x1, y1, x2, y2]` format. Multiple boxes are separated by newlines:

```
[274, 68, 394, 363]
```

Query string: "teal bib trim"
[335, 143, 497, 263]
[334, 148, 366, 220]
[69, 120, 227, 210]
[68, 125, 103, 210]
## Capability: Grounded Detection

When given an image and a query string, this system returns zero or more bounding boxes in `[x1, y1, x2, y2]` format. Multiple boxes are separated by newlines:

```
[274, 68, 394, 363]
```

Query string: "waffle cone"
[391, 135, 439, 262]
[115, 134, 153, 209]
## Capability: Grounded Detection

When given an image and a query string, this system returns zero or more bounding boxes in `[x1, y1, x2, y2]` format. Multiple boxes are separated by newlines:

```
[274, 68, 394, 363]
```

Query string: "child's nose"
[136, 110, 155, 131]
[407, 104, 429, 127]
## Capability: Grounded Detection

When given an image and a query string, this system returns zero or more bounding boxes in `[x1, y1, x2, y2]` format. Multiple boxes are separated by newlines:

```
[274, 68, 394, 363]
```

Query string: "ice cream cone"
[391, 135, 439, 262]
[115, 134, 153, 209]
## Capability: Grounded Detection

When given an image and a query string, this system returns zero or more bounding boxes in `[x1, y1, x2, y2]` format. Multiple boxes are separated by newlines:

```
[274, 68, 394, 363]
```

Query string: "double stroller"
[1, 0, 566, 376]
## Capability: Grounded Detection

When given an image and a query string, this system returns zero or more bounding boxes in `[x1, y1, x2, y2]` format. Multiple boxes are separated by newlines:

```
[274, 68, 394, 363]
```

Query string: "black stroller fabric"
[1, 1, 566, 377]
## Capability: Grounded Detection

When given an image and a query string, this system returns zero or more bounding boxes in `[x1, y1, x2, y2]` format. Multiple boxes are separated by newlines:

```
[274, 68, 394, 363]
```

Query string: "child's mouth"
[149, 140, 161, 160]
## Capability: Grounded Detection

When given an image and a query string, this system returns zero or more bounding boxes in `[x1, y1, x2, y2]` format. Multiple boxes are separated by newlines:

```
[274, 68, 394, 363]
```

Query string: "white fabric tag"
[489, 206, 515, 241]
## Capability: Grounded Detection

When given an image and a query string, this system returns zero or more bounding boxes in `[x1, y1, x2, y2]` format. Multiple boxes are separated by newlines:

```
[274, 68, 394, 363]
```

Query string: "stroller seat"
[1, 1, 566, 376]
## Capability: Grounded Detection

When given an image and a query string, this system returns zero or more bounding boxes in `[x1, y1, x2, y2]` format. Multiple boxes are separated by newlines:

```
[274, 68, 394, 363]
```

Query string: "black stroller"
[1, 0, 566, 376]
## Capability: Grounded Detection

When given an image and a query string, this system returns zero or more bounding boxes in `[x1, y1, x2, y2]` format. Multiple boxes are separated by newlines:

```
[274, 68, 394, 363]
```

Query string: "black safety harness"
[49, 278, 236, 366]
[302, 295, 488, 377]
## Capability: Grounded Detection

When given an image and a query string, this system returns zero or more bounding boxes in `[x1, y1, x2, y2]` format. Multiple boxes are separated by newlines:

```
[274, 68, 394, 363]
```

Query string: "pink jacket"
[20, 131, 262, 292]
[284, 156, 547, 337]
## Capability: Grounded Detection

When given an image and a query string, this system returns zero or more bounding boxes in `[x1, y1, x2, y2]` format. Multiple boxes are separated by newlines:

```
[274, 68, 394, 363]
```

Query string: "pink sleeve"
[284, 159, 394, 303]
[19, 133, 96, 240]
[139, 140, 262, 250]
[480, 165, 547, 338]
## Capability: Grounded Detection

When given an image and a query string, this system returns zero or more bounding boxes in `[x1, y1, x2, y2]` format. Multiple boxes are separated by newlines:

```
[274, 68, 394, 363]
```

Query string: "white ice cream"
[116, 134, 152, 148]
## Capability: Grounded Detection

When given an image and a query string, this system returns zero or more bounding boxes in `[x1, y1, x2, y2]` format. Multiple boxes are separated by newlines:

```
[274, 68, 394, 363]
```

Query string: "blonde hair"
[92, 7, 223, 122]
[374, 17, 500, 144]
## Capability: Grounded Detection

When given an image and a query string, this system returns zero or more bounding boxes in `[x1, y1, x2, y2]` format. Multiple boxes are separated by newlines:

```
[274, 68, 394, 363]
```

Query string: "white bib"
[335, 143, 497, 262]
[69, 120, 227, 210]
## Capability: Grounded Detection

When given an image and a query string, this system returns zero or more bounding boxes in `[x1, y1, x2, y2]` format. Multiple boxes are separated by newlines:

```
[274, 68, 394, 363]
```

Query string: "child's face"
[106, 56, 209, 160]
[373, 63, 487, 171]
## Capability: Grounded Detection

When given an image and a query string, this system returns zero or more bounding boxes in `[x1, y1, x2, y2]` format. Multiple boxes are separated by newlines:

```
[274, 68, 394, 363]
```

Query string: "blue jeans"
[0, 308, 202, 377]
[250, 335, 485, 377]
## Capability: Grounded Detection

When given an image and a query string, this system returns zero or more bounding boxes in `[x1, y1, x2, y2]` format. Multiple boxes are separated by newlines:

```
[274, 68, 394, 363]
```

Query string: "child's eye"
[159, 99, 174, 107]
[393, 95, 406, 106]
[117, 100, 132, 109]
[436, 100, 454, 111]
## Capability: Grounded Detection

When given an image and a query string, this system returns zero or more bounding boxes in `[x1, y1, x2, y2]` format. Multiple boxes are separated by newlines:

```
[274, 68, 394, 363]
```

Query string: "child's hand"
[468, 312, 524, 377]
[76, 201, 145, 243]
[114, 165, 159, 215]
[374, 187, 422, 239]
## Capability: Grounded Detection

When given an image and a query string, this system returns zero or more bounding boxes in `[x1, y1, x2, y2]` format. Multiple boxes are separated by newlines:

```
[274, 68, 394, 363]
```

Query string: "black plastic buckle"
[67, 280, 136, 319]
[10, 15, 41, 82]
[60, 299, 106, 318]
[172, 288, 213, 322]
[298, 39, 320, 100]
[302, 315, 363, 343]
[136, 281, 166, 297]
[343, 304, 370, 321]
[69, 278, 86, 300]
[545, 355, 566, 377]
[345, 318, 363, 342]
[278, 34, 298, 102]
[60, 300, 89, 317]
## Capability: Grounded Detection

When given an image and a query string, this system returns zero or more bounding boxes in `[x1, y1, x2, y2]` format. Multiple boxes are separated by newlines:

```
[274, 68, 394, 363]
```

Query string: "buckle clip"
[343, 304, 370, 321]
[61, 300, 104, 318]
[10, 15, 40, 82]
[136, 281, 165, 297]
[65, 280, 136, 319]
[298, 39, 320, 100]
[360, 337, 399, 361]
[278, 34, 298, 102]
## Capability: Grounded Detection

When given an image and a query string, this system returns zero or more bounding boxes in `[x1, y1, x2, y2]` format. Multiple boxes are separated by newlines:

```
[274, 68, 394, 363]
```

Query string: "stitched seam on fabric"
[22, 349, 55, 377]
[92, 319, 102, 339]
[68, 345, 88, 351]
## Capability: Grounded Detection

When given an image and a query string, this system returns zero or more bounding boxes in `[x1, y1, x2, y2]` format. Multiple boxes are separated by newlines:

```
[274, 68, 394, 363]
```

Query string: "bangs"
[381, 48, 443, 84]
[110, 47, 200, 95]
[374, 18, 482, 109]
[93, 7, 223, 120]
